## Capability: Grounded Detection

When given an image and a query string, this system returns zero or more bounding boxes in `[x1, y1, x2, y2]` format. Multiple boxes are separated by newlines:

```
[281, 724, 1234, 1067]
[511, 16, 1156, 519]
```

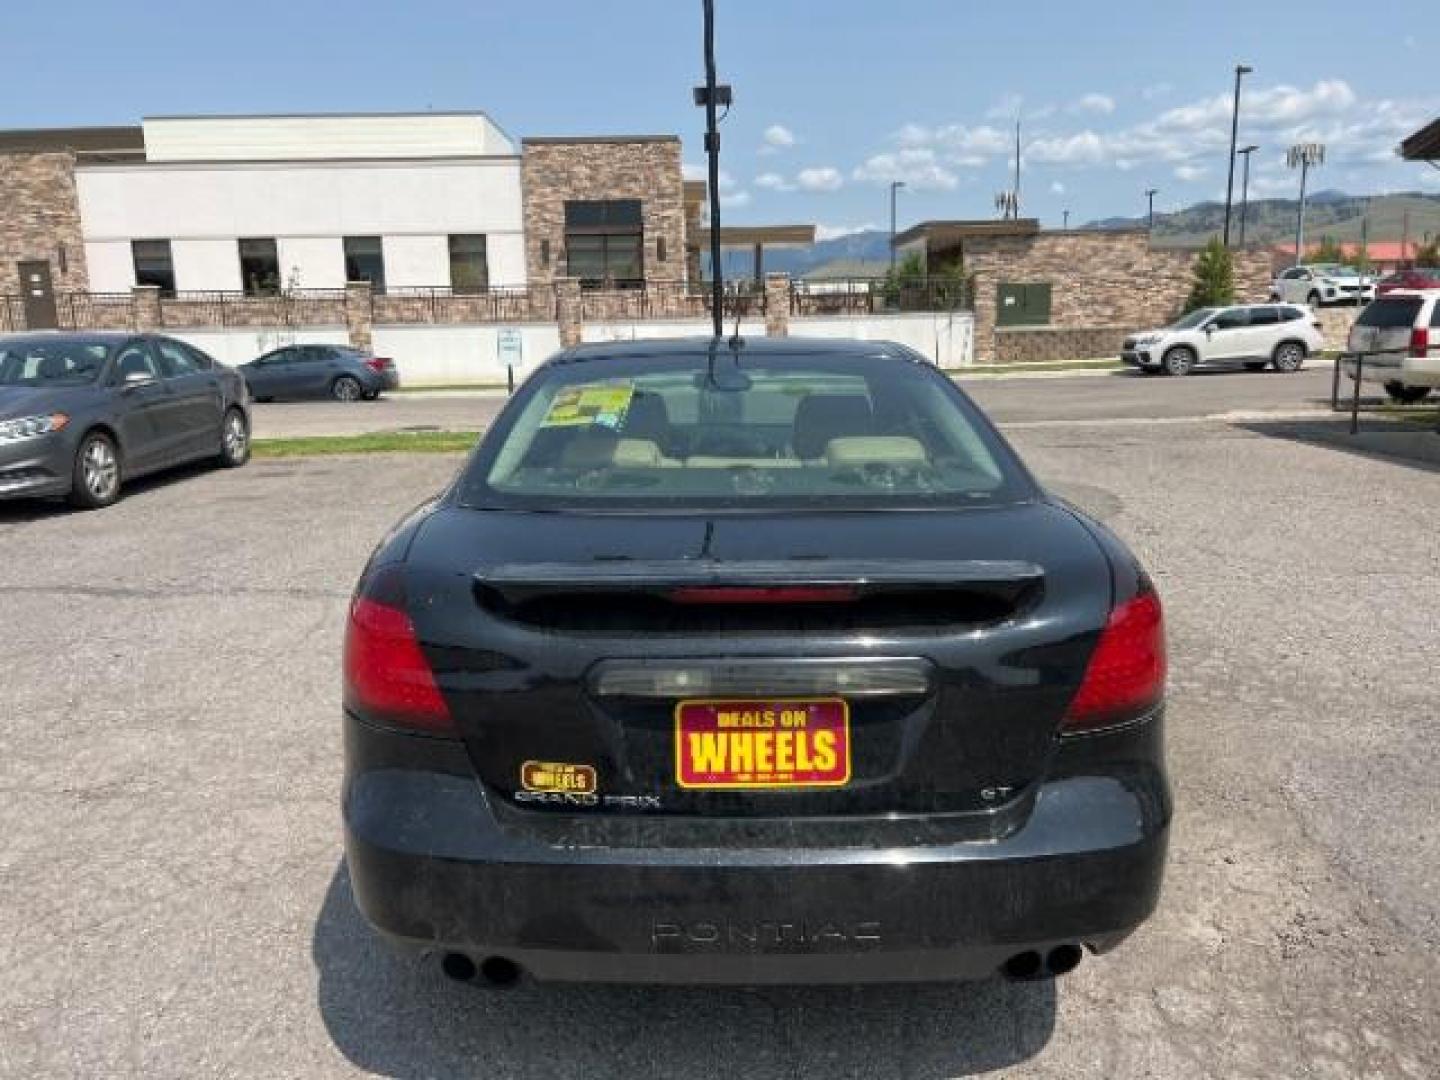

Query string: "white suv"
[1271, 264, 1376, 307]
[1122, 303, 1325, 376]
[1344, 289, 1440, 403]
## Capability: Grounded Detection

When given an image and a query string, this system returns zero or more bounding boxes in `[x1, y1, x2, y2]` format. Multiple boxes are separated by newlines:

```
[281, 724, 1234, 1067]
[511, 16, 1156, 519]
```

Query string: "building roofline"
[1399, 116, 1440, 162]
[73, 154, 520, 171]
[522, 135, 680, 145]
[0, 126, 144, 154]
[142, 110, 501, 122]
[892, 218, 1041, 247]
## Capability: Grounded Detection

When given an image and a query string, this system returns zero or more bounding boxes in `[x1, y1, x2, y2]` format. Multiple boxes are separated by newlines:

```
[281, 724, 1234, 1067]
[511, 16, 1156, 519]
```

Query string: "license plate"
[674, 698, 850, 789]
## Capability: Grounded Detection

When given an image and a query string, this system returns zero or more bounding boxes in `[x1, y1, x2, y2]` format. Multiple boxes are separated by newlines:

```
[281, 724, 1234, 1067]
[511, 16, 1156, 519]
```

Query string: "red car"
[1377, 268, 1440, 295]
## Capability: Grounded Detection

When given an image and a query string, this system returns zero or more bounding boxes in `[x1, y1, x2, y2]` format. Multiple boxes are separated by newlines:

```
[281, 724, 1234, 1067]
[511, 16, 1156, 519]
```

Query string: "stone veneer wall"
[961, 230, 1274, 361]
[0, 152, 89, 294]
[520, 138, 687, 288]
[993, 326, 1133, 364]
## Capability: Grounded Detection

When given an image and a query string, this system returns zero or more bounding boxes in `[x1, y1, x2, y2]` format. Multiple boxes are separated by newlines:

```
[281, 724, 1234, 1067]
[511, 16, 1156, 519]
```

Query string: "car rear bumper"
[1344, 355, 1440, 388]
[343, 714, 1172, 985]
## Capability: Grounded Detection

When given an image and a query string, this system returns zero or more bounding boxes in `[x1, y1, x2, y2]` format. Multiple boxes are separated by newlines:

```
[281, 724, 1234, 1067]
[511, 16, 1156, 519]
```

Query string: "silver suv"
[1345, 289, 1440, 403]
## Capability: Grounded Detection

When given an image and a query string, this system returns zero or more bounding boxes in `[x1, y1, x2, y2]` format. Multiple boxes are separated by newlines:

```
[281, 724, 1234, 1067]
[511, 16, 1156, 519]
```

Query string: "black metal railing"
[160, 289, 349, 328]
[1332, 349, 1440, 434]
[56, 292, 137, 330]
[0, 295, 24, 332]
[580, 280, 765, 322]
[375, 286, 557, 324]
[790, 277, 974, 317]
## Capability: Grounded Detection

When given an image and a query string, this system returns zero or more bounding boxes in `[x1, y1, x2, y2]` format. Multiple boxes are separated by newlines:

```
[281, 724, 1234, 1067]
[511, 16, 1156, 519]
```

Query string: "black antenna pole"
[701, 0, 724, 338]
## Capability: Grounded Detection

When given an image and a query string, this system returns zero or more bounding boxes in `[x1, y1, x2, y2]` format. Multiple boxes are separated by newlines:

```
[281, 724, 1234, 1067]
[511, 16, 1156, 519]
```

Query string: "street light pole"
[1222, 63, 1253, 248]
[1146, 188, 1158, 232]
[1287, 142, 1325, 267]
[695, 0, 730, 338]
[1237, 144, 1259, 248]
[889, 180, 905, 273]
[1062, 209, 1070, 230]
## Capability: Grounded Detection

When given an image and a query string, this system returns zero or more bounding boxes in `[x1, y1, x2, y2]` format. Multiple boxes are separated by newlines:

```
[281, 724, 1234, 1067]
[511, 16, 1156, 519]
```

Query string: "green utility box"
[996, 282, 1052, 327]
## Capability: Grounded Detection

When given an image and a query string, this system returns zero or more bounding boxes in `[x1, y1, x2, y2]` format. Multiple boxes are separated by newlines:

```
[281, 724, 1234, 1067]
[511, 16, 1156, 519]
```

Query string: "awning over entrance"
[690, 225, 817, 280]
[1399, 117, 1440, 165]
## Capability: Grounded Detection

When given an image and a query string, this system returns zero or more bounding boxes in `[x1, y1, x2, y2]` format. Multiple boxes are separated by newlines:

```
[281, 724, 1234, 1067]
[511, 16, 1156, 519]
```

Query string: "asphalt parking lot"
[2, 373, 1437, 1078]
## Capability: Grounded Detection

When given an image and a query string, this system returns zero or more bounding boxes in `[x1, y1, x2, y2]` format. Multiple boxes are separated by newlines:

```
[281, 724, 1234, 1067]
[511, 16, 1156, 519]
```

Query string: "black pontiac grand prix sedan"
[343, 337, 1171, 987]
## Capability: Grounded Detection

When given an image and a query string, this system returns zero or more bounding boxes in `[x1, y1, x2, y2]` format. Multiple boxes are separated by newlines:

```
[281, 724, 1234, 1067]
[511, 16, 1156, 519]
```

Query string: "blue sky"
[9, 0, 1439, 236]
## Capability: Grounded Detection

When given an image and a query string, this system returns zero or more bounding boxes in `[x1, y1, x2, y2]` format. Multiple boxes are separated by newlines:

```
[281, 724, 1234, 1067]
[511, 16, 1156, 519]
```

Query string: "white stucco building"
[75, 112, 526, 294]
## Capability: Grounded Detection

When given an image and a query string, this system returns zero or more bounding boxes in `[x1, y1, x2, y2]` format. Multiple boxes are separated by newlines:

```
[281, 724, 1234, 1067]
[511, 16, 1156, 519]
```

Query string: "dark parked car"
[239, 344, 399, 402]
[0, 332, 250, 509]
[343, 338, 1171, 987]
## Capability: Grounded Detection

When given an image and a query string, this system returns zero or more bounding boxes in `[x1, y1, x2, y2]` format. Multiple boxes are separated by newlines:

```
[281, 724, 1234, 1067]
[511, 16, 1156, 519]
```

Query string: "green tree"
[1413, 238, 1440, 267]
[882, 252, 972, 310]
[1309, 235, 1345, 264]
[1184, 237, 1235, 313]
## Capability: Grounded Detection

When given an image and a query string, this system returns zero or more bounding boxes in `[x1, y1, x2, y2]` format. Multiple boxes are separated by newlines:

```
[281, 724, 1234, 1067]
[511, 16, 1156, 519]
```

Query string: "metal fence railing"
[57, 292, 137, 331]
[0, 295, 24, 332]
[374, 286, 557, 324]
[580, 280, 765, 322]
[790, 277, 974, 318]
[161, 289, 348, 329]
[1332, 350, 1440, 434]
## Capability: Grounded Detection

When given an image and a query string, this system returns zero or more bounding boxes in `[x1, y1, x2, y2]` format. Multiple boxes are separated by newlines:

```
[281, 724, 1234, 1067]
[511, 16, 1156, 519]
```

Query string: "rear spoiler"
[474, 559, 1044, 603]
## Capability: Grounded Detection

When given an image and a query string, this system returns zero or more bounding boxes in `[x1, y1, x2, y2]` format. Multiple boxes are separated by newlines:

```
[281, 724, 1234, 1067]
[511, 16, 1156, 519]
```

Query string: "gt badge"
[520, 761, 597, 795]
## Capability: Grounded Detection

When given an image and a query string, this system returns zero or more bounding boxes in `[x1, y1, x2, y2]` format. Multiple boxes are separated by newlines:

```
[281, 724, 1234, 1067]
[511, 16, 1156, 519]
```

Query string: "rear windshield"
[1357, 297, 1423, 329]
[0, 341, 108, 386]
[457, 350, 1035, 511]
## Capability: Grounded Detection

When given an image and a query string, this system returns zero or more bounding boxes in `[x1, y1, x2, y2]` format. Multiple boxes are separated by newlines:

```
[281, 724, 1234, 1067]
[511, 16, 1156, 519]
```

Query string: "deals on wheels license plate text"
[675, 698, 851, 789]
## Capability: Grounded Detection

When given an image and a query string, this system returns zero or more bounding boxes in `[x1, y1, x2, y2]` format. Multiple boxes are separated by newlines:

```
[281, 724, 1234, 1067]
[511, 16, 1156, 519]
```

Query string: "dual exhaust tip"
[441, 951, 524, 989]
[443, 945, 1082, 987]
[1002, 943, 1084, 981]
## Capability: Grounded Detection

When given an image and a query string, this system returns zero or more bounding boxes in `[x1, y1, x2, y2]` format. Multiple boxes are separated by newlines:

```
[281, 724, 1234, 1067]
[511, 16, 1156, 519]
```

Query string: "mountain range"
[718, 191, 1440, 279]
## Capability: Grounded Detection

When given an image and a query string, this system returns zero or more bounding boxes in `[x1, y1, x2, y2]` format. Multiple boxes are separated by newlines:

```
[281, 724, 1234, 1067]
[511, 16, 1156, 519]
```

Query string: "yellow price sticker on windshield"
[542, 383, 636, 428]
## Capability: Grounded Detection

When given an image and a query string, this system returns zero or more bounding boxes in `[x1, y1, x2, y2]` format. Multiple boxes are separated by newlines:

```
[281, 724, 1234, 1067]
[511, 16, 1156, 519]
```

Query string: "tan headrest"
[824, 436, 928, 467]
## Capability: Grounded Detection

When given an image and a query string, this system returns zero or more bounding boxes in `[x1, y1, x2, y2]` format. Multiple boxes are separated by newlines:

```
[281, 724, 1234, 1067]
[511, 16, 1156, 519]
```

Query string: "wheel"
[1271, 342, 1306, 373]
[68, 431, 122, 510]
[1384, 381, 1432, 404]
[1307, 291, 1322, 308]
[218, 408, 251, 468]
[1162, 346, 1196, 376]
[1244, 361, 1267, 371]
[361, 390, 379, 401]
[332, 375, 363, 402]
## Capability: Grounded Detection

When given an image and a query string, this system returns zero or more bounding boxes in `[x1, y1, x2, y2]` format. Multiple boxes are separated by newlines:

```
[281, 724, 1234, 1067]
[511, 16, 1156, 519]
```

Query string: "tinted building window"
[448, 235, 489, 293]
[564, 200, 644, 288]
[132, 240, 176, 296]
[239, 238, 281, 296]
[344, 236, 386, 292]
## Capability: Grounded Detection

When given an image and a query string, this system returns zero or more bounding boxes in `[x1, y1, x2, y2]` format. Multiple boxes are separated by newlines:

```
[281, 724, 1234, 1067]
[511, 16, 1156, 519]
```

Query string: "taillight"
[364, 357, 389, 373]
[343, 564, 453, 733]
[1061, 583, 1166, 735]
[1410, 328, 1430, 358]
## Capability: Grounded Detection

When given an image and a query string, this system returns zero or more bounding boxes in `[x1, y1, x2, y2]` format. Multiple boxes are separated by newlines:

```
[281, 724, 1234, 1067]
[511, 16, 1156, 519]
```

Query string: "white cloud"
[1050, 180, 1066, 195]
[1026, 130, 1108, 166]
[720, 189, 751, 209]
[683, 162, 706, 182]
[754, 171, 795, 192]
[1174, 164, 1207, 182]
[1070, 93, 1115, 116]
[796, 166, 844, 192]
[852, 148, 960, 191]
[684, 165, 739, 192]
[815, 222, 878, 242]
[894, 122, 1010, 166]
[762, 124, 796, 150]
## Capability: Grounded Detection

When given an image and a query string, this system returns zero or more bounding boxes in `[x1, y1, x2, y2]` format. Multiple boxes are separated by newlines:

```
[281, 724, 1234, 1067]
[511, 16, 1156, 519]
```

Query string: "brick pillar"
[345, 281, 374, 352]
[133, 285, 162, 332]
[764, 273, 790, 337]
[555, 277, 583, 348]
